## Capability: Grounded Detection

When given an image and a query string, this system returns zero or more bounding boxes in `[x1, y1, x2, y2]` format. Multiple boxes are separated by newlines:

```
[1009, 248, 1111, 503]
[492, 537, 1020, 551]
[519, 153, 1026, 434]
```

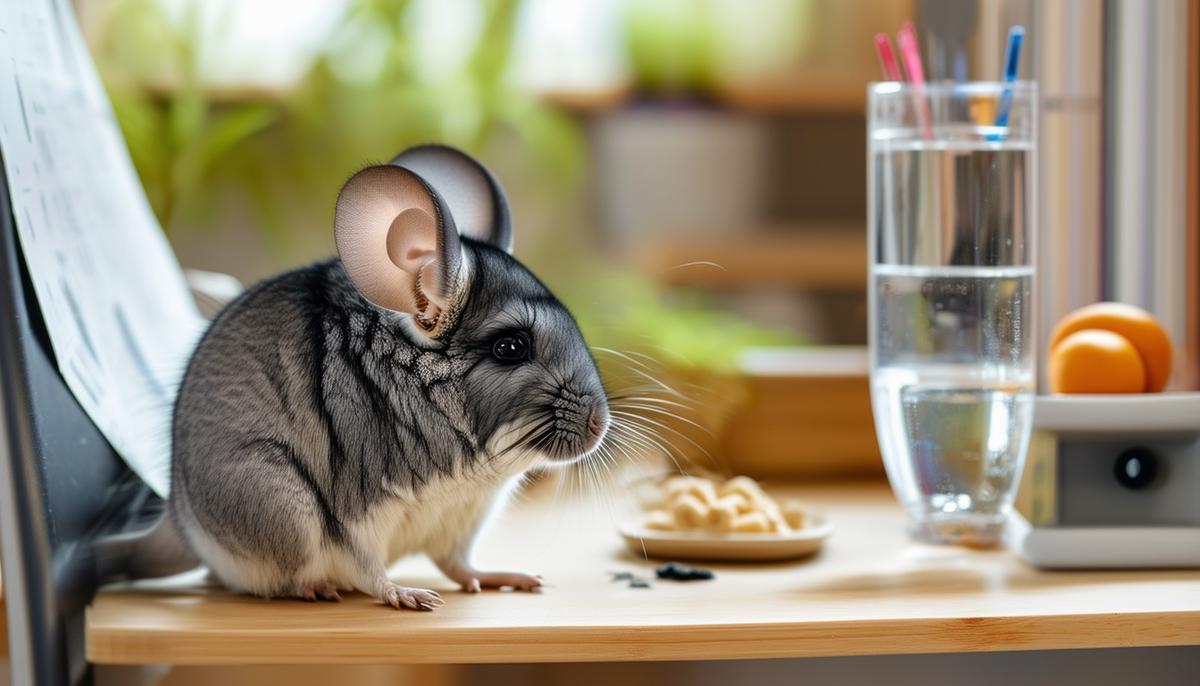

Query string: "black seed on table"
[629, 578, 652, 589]
[655, 562, 715, 581]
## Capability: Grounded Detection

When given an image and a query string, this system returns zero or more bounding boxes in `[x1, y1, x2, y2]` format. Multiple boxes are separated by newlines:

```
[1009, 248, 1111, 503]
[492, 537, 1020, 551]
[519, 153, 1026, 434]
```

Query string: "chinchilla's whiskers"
[589, 442, 619, 474]
[608, 402, 715, 438]
[607, 418, 668, 458]
[607, 418, 689, 475]
[486, 416, 556, 469]
[560, 443, 620, 508]
[615, 357, 719, 398]
[604, 432, 647, 470]
[549, 423, 634, 504]
[593, 345, 688, 375]
[530, 424, 559, 453]
[592, 346, 658, 373]
[611, 408, 712, 473]
[602, 303, 715, 476]
[606, 393, 692, 409]
[489, 419, 544, 446]
[609, 409, 715, 465]
[589, 456, 626, 518]
[616, 368, 684, 397]
[544, 346, 716, 494]
[495, 418, 552, 454]
[596, 347, 706, 405]
[670, 260, 727, 272]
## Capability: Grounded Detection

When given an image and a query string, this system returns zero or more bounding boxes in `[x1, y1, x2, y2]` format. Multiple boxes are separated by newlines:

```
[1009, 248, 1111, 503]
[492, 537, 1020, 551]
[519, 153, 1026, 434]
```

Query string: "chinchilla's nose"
[587, 406, 609, 443]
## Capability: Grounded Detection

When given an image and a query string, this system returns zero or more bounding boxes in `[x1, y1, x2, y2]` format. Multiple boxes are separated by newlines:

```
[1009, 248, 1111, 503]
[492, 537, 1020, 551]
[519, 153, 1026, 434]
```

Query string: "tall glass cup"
[868, 82, 1037, 546]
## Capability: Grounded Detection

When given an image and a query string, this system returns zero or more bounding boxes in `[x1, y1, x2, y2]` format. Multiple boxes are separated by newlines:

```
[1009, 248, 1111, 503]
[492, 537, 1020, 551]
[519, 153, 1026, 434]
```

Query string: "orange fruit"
[1048, 302, 1173, 392]
[1049, 329, 1147, 394]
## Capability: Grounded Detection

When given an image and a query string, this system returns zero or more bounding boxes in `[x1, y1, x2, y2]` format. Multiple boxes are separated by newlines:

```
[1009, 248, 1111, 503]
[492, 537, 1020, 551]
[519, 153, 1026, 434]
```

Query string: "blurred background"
[75, 0, 1198, 483]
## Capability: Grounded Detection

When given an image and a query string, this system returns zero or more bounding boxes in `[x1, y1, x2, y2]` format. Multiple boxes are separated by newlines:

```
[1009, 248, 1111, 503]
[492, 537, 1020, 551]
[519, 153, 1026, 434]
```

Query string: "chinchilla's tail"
[96, 512, 200, 581]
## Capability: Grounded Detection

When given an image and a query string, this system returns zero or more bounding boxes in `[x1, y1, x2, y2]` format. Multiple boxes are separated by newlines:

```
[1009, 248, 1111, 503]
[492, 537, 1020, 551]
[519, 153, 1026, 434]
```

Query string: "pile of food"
[643, 475, 808, 535]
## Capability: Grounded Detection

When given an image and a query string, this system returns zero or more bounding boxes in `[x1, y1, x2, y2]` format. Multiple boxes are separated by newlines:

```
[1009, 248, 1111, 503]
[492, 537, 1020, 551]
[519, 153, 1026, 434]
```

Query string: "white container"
[592, 107, 768, 250]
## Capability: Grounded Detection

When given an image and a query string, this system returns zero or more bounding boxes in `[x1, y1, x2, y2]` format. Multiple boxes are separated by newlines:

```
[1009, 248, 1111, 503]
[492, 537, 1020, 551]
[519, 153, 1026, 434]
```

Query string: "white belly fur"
[188, 450, 541, 597]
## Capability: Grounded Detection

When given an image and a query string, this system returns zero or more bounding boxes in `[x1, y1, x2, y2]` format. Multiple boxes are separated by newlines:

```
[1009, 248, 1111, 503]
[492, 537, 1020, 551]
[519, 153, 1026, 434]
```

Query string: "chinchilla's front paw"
[382, 584, 444, 611]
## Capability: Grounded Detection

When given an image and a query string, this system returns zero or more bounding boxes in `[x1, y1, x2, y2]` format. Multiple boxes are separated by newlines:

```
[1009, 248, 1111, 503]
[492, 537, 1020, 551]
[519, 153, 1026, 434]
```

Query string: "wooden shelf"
[636, 228, 866, 290]
[87, 481, 1200, 666]
[539, 80, 867, 116]
[134, 79, 866, 116]
[713, 79, 867, 115]
[538, 85, 634, 113]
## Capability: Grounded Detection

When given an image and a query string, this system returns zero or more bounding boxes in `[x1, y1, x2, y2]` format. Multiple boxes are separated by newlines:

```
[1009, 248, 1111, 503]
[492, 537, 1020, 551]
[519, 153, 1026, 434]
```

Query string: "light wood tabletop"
[86, 481, 1200, 666]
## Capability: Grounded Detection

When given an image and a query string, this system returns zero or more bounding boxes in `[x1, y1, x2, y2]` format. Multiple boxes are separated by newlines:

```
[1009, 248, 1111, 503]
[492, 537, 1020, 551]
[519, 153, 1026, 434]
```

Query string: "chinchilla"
[100, 145, 610, 610]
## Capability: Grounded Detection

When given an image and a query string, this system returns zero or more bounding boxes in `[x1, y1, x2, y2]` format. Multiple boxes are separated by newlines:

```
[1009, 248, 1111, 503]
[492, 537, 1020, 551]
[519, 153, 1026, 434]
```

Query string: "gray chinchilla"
[102, 145, 610, 610]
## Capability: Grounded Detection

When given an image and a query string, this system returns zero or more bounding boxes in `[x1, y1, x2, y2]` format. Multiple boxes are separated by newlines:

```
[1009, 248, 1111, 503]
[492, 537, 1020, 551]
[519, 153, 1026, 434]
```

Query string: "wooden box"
[722, 347, 882, 479]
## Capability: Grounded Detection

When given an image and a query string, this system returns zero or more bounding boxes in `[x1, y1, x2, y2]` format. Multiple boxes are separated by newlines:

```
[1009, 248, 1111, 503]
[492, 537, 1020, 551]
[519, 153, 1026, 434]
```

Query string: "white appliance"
[1016, 393, 1200, 568]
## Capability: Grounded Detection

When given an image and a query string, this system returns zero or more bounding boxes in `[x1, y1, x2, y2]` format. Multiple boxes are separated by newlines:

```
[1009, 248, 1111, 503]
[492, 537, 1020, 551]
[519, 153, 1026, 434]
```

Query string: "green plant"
[91, 0, 581, 240]
[565, 269, 798, 374]
[623, 0, 817, 97]
[89, 0, 795, 379]
[95, 0, 280, 223]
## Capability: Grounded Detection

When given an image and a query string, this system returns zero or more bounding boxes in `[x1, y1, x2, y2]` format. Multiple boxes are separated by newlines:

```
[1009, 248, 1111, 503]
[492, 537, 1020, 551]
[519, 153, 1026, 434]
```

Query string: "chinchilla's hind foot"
[297, 582, 343, 602]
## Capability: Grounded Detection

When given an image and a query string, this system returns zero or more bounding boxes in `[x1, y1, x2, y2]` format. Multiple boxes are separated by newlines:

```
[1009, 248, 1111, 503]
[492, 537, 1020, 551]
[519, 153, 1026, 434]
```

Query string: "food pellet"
[782, 501, 807, 529]
[732, 511, 770, 533]
[763, 507, 789, 533]
[718, 475, 768, 503]
[705, 496, 740, 531]
[664, 476, 716, 505]
[672, 493, 708, 529]
[644, 509, 675, 531]
[642, 474, 812, 535]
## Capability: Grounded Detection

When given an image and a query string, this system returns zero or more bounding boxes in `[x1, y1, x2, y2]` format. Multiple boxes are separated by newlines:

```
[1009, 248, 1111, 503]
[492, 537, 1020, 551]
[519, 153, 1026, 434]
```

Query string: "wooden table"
[86, 482, 1200, 666]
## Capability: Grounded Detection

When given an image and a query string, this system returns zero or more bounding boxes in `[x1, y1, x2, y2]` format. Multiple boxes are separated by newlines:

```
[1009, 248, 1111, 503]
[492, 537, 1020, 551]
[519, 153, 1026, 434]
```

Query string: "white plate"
[618, 516, 833, 562]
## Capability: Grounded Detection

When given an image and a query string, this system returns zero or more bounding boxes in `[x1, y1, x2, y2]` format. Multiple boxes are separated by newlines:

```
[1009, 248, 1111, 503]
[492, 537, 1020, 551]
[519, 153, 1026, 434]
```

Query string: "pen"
[991, 25, 1025, 140]
[897, 21, 933, 140]
[874, 33, 903, 81]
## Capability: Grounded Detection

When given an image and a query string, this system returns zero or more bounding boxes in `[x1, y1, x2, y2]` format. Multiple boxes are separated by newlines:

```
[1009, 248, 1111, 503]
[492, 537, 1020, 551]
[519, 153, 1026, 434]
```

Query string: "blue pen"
[990, 26, 1024, 141]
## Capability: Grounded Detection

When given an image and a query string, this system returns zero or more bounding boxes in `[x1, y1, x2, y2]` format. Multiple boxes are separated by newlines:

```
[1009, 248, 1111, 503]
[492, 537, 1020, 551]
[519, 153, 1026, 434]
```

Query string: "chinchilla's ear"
[335, 165, 464, 335]
[390, 144, 513, 253]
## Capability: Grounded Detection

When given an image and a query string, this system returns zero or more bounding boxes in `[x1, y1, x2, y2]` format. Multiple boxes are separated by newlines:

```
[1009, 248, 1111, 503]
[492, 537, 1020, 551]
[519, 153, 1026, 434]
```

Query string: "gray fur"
[166, 245, 605, 598]
[112, 148, 608, 606]
[97, 513, 198, 580]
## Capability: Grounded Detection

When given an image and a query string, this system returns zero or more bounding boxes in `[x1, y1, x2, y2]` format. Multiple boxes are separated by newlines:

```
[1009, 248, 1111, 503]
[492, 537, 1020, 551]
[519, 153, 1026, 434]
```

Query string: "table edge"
[86, 609, 1200, 665]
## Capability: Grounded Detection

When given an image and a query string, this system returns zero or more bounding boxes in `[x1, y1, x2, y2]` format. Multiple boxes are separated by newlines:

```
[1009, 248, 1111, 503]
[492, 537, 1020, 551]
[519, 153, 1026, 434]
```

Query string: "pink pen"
[896, 21, 933, 140]
[874, 33, 902, 81]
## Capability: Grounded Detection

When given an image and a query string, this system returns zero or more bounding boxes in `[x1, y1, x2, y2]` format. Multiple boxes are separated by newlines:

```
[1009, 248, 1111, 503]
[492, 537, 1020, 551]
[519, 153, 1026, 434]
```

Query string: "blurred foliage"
[625, 0, 718, 94]
[566, 270, 798, 374]
[92, 0, 582, 242]
[89, 0, 795, 373]
[624, 0, 816, 96]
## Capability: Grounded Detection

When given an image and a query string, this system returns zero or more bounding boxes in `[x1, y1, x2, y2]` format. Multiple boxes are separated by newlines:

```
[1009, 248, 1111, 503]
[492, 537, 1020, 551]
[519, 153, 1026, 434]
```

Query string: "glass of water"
[868, 81, 1037, 546]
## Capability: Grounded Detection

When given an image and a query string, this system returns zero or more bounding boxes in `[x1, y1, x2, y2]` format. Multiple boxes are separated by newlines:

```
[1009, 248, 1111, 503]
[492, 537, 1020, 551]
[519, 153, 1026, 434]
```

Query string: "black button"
[1114, 448, 1158, 490]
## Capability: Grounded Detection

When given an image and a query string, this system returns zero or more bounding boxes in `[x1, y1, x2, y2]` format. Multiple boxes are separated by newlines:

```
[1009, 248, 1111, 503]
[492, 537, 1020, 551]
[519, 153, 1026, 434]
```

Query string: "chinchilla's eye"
[491, 332, 531, 363]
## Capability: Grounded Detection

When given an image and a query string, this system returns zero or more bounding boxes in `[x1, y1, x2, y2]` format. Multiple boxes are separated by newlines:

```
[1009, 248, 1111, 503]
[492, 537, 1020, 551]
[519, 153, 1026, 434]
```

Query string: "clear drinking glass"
[868, 81, 1037, 546]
